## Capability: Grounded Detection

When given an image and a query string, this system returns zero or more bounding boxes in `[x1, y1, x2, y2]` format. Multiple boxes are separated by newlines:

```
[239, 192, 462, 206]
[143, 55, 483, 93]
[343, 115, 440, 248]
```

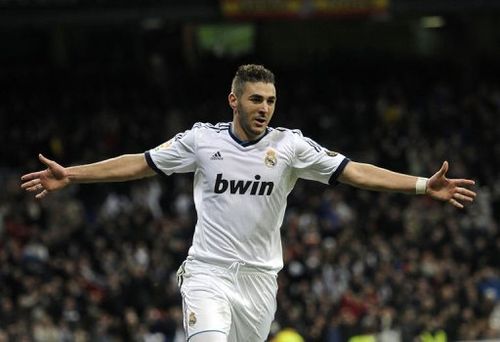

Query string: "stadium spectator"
[1, 61, 497, 341]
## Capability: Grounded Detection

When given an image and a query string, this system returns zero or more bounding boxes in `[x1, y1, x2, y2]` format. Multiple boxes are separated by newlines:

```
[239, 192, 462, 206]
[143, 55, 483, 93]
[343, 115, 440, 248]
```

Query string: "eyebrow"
[249, 94, 277, 100]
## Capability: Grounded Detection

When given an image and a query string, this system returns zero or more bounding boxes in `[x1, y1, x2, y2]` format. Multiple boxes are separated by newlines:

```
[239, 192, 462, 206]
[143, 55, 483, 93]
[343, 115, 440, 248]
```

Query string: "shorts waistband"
[185, 257, 278, 276]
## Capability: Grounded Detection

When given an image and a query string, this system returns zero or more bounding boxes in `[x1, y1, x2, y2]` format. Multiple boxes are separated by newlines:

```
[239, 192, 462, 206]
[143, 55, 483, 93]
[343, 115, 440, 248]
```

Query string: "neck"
[231, 121, 264, 142]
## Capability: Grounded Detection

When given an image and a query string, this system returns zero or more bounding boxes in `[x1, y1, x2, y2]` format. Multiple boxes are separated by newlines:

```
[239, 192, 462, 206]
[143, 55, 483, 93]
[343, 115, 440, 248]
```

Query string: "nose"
[259, 103, 269, 114]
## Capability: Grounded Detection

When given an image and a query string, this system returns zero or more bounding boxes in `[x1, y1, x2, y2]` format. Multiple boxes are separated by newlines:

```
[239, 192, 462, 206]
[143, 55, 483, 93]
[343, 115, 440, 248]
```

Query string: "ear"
[228, 92, 238, 111]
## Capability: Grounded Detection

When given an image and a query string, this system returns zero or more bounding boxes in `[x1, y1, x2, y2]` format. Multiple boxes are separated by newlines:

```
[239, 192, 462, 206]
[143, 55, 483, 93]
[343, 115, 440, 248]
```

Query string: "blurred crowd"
[1, 60, 499, 341]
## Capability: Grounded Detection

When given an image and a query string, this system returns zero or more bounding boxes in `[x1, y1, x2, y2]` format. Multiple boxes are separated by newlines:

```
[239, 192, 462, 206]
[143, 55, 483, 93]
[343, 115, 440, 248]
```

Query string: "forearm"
[338, 162, 421, 194]
[66, 153, 155, 184]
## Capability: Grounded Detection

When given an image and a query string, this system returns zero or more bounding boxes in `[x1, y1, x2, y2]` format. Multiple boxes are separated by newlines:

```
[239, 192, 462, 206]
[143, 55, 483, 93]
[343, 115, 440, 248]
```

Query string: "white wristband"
[416, 177, 428, 195]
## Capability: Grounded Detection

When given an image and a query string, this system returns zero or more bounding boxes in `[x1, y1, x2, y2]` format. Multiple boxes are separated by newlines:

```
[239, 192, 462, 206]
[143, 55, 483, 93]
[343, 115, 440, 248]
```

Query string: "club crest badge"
[326, 150, 338, 157]
[264, 149, 277, 168]
[154, 139, 173, 151]
[188, 312, 197, 327]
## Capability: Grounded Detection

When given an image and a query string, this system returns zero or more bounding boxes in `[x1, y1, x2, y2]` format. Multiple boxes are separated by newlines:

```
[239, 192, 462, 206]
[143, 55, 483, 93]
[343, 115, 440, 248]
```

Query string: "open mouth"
[255, 118, 266, 126]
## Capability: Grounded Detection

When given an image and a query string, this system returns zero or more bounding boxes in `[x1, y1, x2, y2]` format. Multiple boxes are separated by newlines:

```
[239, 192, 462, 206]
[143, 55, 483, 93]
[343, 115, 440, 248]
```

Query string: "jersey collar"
[228, 123, 269, 147]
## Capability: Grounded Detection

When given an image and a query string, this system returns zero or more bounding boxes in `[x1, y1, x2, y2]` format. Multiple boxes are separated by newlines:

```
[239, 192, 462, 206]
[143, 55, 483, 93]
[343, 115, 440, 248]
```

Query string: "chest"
[196, 138, 293, 192]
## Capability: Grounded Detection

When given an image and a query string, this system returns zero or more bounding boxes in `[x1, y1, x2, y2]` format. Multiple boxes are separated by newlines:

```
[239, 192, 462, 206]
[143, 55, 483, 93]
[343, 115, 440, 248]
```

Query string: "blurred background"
[1, 0, 500, 341]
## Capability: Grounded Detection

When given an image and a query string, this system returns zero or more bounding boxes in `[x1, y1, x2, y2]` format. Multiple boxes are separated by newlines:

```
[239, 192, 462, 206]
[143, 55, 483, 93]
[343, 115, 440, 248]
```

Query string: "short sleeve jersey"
[145, 122, 349, 273]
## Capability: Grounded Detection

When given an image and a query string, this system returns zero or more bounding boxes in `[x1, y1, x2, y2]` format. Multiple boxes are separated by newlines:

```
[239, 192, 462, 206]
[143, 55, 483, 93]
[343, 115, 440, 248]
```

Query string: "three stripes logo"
[210, 151, 223, 160]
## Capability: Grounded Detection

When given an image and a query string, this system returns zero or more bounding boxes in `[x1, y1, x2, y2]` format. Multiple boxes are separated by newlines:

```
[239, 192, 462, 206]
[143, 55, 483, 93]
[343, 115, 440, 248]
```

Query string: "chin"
[252, 127, 266, 136]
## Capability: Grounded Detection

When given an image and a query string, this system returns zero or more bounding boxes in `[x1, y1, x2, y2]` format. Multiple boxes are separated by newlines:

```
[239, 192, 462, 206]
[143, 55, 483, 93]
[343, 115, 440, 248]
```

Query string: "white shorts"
[177, 259, 278, 342]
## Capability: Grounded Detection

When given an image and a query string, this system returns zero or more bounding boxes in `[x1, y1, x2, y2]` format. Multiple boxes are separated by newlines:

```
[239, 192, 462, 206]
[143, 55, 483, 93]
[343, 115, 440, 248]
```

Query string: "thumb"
[38, 153, 53, 167]
[436, 160, 448, 178]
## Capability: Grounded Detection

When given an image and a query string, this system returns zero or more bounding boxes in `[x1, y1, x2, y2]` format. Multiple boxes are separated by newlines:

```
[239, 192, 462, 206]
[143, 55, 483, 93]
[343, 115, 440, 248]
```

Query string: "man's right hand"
[21, 154, 70, 199]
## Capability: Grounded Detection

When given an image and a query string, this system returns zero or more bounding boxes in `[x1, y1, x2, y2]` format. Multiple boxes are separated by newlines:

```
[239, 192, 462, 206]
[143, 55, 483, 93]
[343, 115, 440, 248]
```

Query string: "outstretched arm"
[21, 153, 155, 199]
[338, 160, 476, 208]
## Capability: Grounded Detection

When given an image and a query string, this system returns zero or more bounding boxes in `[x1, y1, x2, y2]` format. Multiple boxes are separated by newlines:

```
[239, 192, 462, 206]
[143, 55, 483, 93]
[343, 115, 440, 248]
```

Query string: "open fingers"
[24, 181, 49, 199]
[26, 184, 44, 193]
[35, 189, 48, 199]
[453, 178, 475, 186]
[450, 185, 477, 208]
[456, 187, 476, 198]
[25, 184, 39, 192]
[453, 192, 474, 203]
[21, 171, 43, 182]
[449, 198, 464, 209]
[21, 178, 41, 190]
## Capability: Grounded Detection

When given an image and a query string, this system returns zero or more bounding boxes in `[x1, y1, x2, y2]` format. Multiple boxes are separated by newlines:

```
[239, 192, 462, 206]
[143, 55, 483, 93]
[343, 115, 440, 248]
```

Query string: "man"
[21, 64, 476, 342]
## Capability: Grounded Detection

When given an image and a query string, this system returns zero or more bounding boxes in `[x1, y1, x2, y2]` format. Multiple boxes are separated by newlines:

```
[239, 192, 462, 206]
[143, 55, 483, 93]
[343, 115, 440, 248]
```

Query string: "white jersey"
[145, 122, 349, 274]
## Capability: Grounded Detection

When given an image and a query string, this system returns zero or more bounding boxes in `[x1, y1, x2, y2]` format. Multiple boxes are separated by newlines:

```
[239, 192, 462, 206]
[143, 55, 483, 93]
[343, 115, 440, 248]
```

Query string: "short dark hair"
[231, 64, 275, 97]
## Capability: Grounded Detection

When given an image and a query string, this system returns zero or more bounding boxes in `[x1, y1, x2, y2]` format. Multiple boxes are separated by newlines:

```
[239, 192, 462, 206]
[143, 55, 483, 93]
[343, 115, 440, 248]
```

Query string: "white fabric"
[416, 177, 428, 195]
[189, 331, 227, 342]
[147, 122, 348, 273]
[179, 259, 277, 342]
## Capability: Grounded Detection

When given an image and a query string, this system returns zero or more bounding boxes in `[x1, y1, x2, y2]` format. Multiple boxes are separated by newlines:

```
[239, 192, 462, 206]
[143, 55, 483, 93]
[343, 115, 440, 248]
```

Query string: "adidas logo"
[210, 151, 223, 160]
